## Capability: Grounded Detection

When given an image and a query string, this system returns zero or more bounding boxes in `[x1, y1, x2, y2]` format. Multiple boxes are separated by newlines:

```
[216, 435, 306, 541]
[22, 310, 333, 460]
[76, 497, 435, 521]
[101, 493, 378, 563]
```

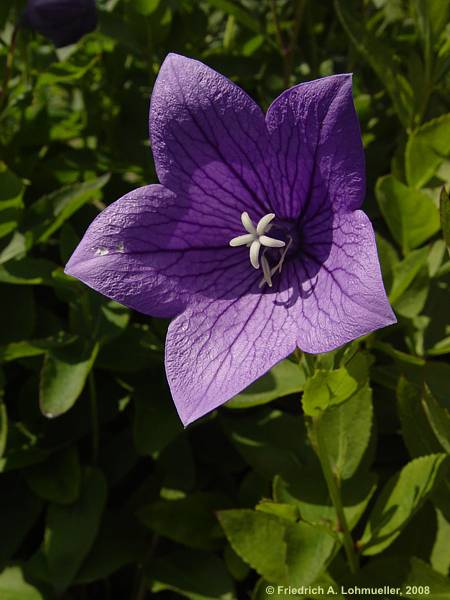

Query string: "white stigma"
[229, 212, 286, 286]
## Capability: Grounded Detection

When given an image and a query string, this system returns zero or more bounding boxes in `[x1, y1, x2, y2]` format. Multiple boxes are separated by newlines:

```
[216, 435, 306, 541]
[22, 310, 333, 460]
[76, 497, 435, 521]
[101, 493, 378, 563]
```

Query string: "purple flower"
[65, 54, 396, 425]
[23, 0, 97, 48]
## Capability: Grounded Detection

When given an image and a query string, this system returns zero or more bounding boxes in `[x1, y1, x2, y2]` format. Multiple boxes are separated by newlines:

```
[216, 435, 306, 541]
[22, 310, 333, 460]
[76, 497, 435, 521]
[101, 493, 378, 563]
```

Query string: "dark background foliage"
[0, 1, 449, 599]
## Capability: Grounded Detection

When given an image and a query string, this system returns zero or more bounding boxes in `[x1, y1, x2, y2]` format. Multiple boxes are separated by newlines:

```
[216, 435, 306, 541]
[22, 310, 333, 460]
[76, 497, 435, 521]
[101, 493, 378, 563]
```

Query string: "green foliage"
[0, 0, 449, 597]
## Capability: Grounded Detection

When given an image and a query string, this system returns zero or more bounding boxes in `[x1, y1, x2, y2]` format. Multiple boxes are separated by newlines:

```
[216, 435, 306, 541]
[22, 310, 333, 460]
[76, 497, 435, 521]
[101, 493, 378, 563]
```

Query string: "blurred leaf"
[138, 493, 229, 550]
[25, 446, 81, 505]
[376, 175, 440, 253]
[27, 175, 110, 245]
[76, 511, 147, 583]
[150, 548, 235, 600]
[218, 509, 334, 586]
[334, 0, 413, 127]
[39, 340, 98, 417]
[222, 410, 309, 482]
[301, 367, 358, 417]
[406, 114, 450, 188]
[0, 566, 44, 600]
[0, 333, 76, 362]
[204, 0, 260, 33]
[44, 467, 107, 593]
[440, 186, 450, 250]
[0, 258, 57, 286]
[0, 162, 24, 240]
[226, 359, 305, 409]
[316, 384, 373, 480]
[0, 400, 7, 458]
[133, 382, 182, 457]
[431, 508, 450, 575]
[0, 286, 34, 344]
[0, 478, 42, 567]
[359, 454, 448, 555]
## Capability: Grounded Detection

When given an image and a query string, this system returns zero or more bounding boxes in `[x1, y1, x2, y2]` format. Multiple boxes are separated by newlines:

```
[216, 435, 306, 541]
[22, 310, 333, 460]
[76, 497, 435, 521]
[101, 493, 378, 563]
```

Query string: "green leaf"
[0, 566, 44, 600]
[0, 479, 43, 566]
[359, 454, 448, 555]
[27, 175, 110, 245]
[0, 333, 76, 363]
[334, 0, 413, 127]
[0, 258, 56, 286]
[389, 246, 429, 304]
[316, 384, 373, 479]
[204, 0, 260, 33]
[431, 508, 450, 575]
[149, 548, 235, 600]
[0, 400, 7, 458]
[25, 446, 81, 504]
[76, 511, 147, 583]
[274, 470, 377, 532]
[133, 382, 182, 458]
[440, 186, 450, 250]
[421, 384, 450, 453]
[0, 162, 24, 240]
[218, 509, 334, 586]
[301, 367, 358, 417]
[406, 114, 450, 188]
[44, 467, 107, 593]
[138, 493, 230, 550]
[376, 175, 440, 253]
[39, 340, 99, 417]
[226, 359, 305, 409]
[222, 410, 309, 482]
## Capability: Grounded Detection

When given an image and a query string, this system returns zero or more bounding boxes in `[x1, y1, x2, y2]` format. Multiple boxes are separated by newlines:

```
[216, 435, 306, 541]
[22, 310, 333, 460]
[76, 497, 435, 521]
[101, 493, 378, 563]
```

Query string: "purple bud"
[22, 0, 97, 48]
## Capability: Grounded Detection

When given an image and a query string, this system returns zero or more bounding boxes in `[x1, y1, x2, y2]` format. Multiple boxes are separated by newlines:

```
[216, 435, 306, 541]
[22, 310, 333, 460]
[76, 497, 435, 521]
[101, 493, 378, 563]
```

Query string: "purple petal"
[165, 282, 301, 426]
[65, 184, 263, 318]
[150, 53, 280, 226]
[266, 74, 365, 220]
[296, 210, 396, 353]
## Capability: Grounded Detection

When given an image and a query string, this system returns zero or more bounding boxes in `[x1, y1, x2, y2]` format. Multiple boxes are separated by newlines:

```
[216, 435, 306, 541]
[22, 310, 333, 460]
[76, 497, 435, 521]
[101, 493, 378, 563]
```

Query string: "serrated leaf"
[421, 384, 450, 453]
[39, 340, 98, 417]
[376, 175, 440, 253]
[227, 359, 305, 409]
[44, 467, 107, 593]
[218, 509, 334, 586]
[406, 114, 450, 188]
[0, 566, 44, 600]
[317, 384, 373, 479]
[359, 454, 448, 555]
[301, 367, 358, 417]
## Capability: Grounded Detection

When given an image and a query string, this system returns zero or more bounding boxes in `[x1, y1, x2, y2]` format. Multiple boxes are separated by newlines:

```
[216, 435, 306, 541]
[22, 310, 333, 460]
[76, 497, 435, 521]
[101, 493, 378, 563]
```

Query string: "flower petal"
[266, 74, 365, 219]
[150, 54, 279, 226]
[165, 284, 299, 426]
[296, 210, 396, 353]
[65, 184, 260, 318]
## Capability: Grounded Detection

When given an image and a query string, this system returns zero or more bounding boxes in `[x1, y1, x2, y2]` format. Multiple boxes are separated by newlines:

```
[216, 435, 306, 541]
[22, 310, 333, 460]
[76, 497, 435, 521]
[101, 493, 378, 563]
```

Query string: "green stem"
[312, 416, 359, 574]
[88, 369, 99, 465]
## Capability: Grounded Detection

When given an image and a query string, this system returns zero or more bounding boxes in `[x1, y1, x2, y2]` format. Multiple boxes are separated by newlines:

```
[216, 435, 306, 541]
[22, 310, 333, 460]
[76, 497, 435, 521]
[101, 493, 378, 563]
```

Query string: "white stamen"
[229, 211, 287, 281]
[249, 239, 261, 269]
[241, 211, 256, 234]
[229, 233, 255, 247]
[259, 235, 285, 248]
[256, 213, 275, 235]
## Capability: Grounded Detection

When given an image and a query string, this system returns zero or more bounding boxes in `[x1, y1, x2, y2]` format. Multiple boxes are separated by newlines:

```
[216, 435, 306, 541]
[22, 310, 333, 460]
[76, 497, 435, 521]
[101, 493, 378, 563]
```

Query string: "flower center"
[229, 212, 290, 288]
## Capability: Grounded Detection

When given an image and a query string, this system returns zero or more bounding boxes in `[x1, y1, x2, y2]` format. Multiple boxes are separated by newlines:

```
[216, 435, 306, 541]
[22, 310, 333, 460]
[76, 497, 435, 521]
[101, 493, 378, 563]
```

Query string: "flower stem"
[312, 415, 359, 574]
